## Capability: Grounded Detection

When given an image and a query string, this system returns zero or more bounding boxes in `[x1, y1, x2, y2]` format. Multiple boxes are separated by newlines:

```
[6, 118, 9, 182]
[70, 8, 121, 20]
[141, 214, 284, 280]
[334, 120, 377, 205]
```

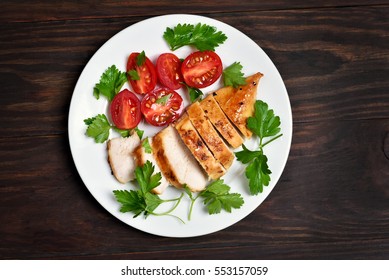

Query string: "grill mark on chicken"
[186, 101, 234, 169]
[212, 72, 263, 138]
[200, 95, 243, 149]
[175, 114, 226, 180]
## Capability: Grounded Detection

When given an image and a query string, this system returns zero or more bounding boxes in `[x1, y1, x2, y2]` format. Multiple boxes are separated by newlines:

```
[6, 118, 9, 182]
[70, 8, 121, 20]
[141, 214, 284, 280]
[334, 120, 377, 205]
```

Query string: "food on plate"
[140, 88, 183, 127]
[181, 50, 223, 88]
[110, 89, 141, 130]
[163, 22, 228, 51]
[156, 53, 183, 90]
[200, 95, 243, 148]
[152, 125, 208, 192]
[186, 102, 234, 169]
[107, 133, 141, 183]
[133, 138, 169, 194]
[175, 114, 226, 180]
[93, 65, 127, 101]
[126, 51, 157, 94]
[212, 72, 263, 138]
[235, 100, 283, 195]
[81, 19, 286, 224]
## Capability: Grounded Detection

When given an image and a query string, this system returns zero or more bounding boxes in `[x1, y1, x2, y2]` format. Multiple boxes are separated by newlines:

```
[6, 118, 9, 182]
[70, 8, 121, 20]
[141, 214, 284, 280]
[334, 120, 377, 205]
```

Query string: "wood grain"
[1, 7, 388, 138]
[0, 0, 388, 260]
[1, 1, 388, 23]
[1, 120, 388, 259]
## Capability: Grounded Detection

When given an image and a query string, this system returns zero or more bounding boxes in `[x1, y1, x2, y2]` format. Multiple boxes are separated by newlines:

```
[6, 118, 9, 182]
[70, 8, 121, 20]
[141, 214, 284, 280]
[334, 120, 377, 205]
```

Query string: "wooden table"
[1, 0, 388, 260]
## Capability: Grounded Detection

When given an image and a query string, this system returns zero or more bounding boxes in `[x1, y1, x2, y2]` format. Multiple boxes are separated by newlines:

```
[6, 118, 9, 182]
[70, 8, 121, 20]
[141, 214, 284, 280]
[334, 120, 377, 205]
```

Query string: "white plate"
[68, 14, 292, 238]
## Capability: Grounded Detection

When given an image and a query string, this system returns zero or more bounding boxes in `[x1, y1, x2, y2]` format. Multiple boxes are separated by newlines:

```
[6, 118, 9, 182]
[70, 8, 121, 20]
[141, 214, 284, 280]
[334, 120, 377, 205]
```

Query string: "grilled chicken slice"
[107, 133, 140, 184]
[200, 94, 243, 149]
[133, 138, 169, 194]
[186, 102, 234, 169]
[152, 125, 207, 192]
[212, 72, 263, 138]
[175, 114, 226, 180]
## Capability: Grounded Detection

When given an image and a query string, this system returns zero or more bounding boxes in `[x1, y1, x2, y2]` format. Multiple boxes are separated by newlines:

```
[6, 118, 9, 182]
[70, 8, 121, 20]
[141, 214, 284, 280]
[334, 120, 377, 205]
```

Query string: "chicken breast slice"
[200, 94, 244, 149]
[152, 125, 208, 192]
[133, 138, 170, 195]
[175, 114, 226, 180]
[186, 102, 234, 170]
[212, 72, 263, 138]
[107, 133, 140, 184]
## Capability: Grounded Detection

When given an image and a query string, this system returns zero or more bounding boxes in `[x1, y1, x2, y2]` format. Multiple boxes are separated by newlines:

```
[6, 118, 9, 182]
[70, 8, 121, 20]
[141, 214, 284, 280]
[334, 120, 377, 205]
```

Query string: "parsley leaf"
[144, 192, 163, 214]
[155, 93, 171, 105]
[235, 100, 283, 195]
[223, 62, 246, 88]
[127, 69, 140, 81]
[113, 161, 184, 221]
[84, 114, 111, 143]
[136, 51, 146, 66]
[235, 144, 262, 164]
[163, 23, 227, 51]
[93, 65, 127, 101]
[134, 127, 144, 139]
[113, 127, 131, 138]
[183, 83, 203, 103]
[134, 160, 161, 194]
[142, 137, 152, 154]
[248, 100, 281, 142]
[113, 190, 145, 218]
[245, 154, 271, 195]
[200, 179, 244, 215]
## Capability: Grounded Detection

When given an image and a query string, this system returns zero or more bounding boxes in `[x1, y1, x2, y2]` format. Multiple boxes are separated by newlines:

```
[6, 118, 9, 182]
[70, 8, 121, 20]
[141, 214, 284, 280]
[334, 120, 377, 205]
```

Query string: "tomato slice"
[141, 88, 183, 127]
[156, 53, 183, 90]
[181, 51, 223, 88]
[126, 52, 157, 94]
[110, 89, 141, 129]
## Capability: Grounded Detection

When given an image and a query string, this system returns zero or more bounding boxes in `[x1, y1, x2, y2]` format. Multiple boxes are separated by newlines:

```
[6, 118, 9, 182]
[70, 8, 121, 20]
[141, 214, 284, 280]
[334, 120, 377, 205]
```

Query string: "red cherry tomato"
[181, 50, 223, 88]
[156, 53, 183, 90]
[141, 88, 183, 127]
[110, 89, 141, 129]
[126, 52, 157, 94]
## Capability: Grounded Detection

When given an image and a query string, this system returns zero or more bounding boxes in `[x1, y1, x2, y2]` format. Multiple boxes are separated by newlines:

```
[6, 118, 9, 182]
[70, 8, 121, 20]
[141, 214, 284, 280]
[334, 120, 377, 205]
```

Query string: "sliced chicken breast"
[200, 94, 244, 149]
[212, 72, 263, 138]
[175, 114, 226, 180]
[107, 133, 140, 184]
[152, 125, 207, 192]
[186, 101, 234, 169]
[133, 138, 170, 194]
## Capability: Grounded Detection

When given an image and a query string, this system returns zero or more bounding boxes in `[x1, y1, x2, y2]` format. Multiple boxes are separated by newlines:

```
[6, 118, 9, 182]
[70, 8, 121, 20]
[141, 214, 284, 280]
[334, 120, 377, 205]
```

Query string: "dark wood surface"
[1, 1, 388, 260]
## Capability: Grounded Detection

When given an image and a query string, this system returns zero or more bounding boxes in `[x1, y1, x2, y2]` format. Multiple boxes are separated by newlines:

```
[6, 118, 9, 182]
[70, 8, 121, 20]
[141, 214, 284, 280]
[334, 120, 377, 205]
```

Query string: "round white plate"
[68, 14, 292, 238]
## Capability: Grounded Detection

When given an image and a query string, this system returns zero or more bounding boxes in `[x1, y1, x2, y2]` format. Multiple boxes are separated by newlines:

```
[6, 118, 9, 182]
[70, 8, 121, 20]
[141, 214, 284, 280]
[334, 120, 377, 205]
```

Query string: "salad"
[82, 21, 283, 223]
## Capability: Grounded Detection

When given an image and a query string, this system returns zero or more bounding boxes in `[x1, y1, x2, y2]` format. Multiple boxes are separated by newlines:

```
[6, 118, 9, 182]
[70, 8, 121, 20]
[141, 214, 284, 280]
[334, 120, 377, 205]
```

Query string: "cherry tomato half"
[110, 89, 141, 130]
[141, 88, 183, 127]
[126, 52, 157, 94]
[156, 53, 183, 90]
[181, 50, 223, 88]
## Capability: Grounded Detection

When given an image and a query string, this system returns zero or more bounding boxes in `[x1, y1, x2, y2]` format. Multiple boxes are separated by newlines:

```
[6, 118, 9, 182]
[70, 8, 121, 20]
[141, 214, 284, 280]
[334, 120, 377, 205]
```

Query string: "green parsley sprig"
[235, 100, 283, 195]
[223, 62, 247, 88]
[113, 161, 185, 222]
[83, 114, 143, 143]
[127, 51, 146, 81]
[163, 23, 227, 51]
[93, 65, 127, 101]
[182, 82, 204, 103]
[184, 179, 244, 220]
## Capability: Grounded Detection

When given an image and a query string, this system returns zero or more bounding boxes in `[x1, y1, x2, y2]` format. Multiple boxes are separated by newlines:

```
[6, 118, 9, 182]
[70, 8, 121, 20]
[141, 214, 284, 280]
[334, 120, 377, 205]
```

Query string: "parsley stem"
[151, 213, 185, 224]
[150, 193, 185, 223]
[188, 194, 201, 221]
[261, 133, 283, 148]
[161, 194, 184, 203]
